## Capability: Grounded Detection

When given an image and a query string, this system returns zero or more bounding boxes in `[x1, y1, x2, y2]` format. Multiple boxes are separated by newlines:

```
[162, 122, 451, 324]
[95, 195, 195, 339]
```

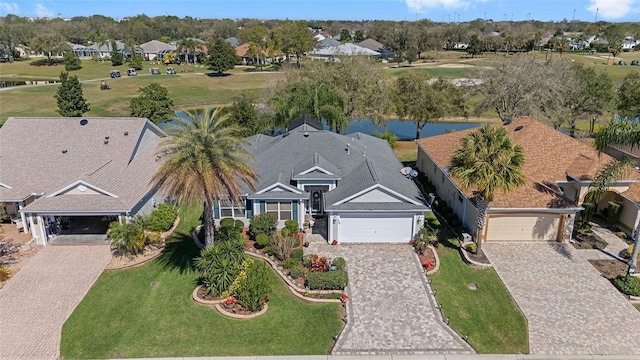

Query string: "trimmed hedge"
[147, 203, 178, 232]
[249, 213, 277, 238]
[306, 270, 349, 290]
[291, 248, 303, 261]
[613, 275, 640, 296]
[284, 220, 299, 234]
[255, 233, 269, 249]
[219, 218, 235, 228]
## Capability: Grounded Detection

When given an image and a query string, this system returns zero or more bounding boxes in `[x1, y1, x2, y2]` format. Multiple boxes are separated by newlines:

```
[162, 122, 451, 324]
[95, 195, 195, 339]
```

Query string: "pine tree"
[55, 71, 90, 117]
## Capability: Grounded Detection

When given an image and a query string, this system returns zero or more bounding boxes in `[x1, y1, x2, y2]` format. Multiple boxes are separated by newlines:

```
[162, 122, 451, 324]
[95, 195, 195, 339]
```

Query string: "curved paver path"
[483, 242, 640, 355]
[310, 242, 472, 355]
[0, 245, 111, 360]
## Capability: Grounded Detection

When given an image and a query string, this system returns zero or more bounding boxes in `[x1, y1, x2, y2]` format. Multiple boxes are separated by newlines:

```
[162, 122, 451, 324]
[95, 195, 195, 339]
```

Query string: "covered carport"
[47, 215, 116, 245]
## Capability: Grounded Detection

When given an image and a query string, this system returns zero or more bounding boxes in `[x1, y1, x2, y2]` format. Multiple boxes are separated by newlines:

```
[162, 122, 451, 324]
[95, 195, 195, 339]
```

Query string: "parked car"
[618, 60, 626, 66]
[149, 67, 160, 75]
[110, 70, 120, 78]
[166, 67, 176, 74]
[127, 68, 137, 76]
[631, 60, 639, 66]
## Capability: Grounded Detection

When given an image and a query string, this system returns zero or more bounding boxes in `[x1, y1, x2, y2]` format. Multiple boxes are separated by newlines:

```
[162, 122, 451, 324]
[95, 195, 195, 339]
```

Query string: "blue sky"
[0, 0, 638, 22]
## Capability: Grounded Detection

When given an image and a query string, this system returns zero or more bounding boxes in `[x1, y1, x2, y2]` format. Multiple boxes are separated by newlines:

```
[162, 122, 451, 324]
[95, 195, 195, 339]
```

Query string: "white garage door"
[485, 214, 561, 241]
[339, 213, 413, 243]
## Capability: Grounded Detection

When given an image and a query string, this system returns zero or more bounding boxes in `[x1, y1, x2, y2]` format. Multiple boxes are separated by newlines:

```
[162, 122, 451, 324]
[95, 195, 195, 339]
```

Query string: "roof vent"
[514, 125, 524, 131]
[62, 149, 68, 154]
[105, 135, 110, 139]
[502, 119, 512, 125]
[303, 131, 309, 137]
[80, 119, 88, 126]
[124, 131, 129, 136]
[104, 139, 109, 144]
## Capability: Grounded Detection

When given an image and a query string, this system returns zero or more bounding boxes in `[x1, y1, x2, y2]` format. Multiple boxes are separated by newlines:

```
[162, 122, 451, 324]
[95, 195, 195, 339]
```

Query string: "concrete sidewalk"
[112, 355, 640, 360]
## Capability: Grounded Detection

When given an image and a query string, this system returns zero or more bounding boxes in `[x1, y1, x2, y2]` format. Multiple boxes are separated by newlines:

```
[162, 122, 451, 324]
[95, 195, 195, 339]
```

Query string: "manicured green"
[60, 203, 342, 358]
[428, 214, 529, 354]
[635, 303, 640, 312]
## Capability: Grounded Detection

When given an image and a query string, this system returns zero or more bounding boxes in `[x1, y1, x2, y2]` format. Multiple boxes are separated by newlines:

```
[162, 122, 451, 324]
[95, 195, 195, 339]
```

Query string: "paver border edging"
[425, 244, 441, 275]
[105, 216, 180, 271]
[214, 303, 268, 319]
[459, 245, 493, 268]
[192, 285, 225, 305]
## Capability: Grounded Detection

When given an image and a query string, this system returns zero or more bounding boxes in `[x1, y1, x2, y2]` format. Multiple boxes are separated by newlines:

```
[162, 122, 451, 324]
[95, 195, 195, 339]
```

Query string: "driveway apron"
[328, 244, 473, 355]
[483, 242, 640, 355]
[0, 245, 111, 359]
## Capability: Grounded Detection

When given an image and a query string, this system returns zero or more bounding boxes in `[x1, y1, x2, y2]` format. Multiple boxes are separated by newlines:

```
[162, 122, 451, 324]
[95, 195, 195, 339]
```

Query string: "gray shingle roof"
[357, 38, 386, 51]
[310, 43, 381, 56]
[0, 117, 165, 213]
[242, 123, 426, 212]
[139, 40, 176, 53]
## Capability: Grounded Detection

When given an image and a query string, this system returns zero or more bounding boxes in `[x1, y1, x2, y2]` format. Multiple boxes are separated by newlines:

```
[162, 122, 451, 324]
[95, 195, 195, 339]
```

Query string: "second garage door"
[485, 214, 561, 241]
[339, 213, 413, 243]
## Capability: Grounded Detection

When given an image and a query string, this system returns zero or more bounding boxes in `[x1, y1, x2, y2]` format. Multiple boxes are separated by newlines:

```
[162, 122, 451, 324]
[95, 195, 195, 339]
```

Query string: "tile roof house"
[215, 117, 428, 243]
[417, 117, 640, 242]
[0, 117, 168, 245]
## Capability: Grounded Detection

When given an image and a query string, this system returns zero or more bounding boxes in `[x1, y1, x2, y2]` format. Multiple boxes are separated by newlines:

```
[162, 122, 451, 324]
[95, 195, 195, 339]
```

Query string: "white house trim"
[46, 180, 119, 198]
[299, 166, 334, 176]
[0, 181, 13, 189]
[332, 184, 422, 206]
[255, 182, 303, 195]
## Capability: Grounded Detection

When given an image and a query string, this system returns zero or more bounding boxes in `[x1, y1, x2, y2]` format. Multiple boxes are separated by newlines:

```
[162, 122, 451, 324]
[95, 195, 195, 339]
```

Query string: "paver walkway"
[0, 245, 111, 360]
[307, 238, 473, 355]
[483, 242, 640, 355]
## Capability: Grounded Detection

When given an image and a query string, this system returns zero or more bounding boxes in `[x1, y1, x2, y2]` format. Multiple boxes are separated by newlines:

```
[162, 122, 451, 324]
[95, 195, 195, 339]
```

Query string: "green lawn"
[386, 66, 470, 79]
[635, 303, 640, 312]
[428, 215, 529, 354]
[60, 204, 342, 359]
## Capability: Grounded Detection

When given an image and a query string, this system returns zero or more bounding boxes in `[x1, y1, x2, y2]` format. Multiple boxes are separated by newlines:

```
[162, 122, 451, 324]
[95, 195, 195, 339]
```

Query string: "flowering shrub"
[423, 259, 435, 270]
[229, 258, 273, 312]
[223, 296, 236, 305]
[311, 254, 329, 272]
[341, 294, 349, 302]
[331, 239, 338, 245]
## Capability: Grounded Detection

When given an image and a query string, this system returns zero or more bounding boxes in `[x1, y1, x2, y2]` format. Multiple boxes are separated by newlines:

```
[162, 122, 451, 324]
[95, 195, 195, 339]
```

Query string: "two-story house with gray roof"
[214, 117, 429, 243]
[0, 117, 168, 246]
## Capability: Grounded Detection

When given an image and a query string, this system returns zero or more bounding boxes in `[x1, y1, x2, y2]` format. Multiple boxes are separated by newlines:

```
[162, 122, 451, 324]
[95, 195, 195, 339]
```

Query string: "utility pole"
[595, 7, 599, 22]
[572, 8, 576, 21]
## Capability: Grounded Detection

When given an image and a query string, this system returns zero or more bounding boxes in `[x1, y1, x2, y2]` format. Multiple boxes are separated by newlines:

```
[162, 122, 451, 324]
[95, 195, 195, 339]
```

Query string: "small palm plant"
[108, 216, 159, 257]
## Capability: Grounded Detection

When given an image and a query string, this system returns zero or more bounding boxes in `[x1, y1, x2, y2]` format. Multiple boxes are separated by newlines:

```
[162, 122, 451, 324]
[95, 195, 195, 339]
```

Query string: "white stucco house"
[215, 117, 428, 243]
[0, 117, 168, 245]
[417, 117, 640, 243]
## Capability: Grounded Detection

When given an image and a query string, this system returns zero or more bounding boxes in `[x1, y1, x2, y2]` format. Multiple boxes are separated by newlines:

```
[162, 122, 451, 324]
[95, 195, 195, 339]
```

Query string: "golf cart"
[110, 70, 121, 78]
[149, 67, 160, 75]
[127, 68, 137, 76]
[166, 67, 176, 74]
[100, 80, 110, 90]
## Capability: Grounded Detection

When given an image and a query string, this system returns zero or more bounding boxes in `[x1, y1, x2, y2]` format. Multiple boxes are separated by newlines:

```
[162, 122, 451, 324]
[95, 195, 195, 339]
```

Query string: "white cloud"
[0, 2, 19, 14]
[35, 3, 54, 18]
[404, 0, 471, 12]
[586, 0, 639, 20]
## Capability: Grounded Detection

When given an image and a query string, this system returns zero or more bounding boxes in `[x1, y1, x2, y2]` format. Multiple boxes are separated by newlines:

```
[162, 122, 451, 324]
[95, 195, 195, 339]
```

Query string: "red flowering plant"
[332, 239, 338, 245]
[341, 294, 349, 302]
[423, 260, 435, 270]
[223, 296, 236, 305]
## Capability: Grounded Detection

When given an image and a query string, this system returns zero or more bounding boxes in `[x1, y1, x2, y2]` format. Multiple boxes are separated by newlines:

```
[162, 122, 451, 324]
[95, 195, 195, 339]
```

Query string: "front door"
[307, 186, 329, 214]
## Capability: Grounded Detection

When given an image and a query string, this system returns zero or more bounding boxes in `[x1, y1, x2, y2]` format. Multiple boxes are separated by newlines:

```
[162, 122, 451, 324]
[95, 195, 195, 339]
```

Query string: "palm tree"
[449, 125, 526, 252]
[152, 108, 257, 248]
[593, 121, 640, 274]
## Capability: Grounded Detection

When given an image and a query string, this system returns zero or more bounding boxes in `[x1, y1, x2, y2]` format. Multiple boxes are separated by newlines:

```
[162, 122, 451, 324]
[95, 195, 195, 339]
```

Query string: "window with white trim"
[220, 199, 246, 217]
[265, 201, 292, 220]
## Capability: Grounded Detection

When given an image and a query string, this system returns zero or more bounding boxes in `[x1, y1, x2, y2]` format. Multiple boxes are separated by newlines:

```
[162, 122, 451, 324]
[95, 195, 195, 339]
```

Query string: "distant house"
[69, 43, 98, 59]
[309, 43, 380, 61]
[225, 37, 240, 48]
[234, 43, 276, 65]
[216, 117, 428, 243]
[623, 37, 637, 50]
[416, 117, 640, 243]
[357, 39, 394, 60]
[315, 38, 341, 49]
[139, 40, 176, 61]
[0, 117, 168, 246]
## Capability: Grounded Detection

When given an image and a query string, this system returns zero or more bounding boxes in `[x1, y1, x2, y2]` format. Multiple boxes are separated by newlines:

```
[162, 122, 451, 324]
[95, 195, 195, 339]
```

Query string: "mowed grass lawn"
[60, 204, 342, 359]
[428, 215, 529, 354]
[0, 60, 280, 122]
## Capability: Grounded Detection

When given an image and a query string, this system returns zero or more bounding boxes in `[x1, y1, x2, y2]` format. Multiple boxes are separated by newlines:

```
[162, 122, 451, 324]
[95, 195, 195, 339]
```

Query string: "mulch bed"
[571, 231, 608, 250]
[465, 246, 490, 264]
[417, 246, 437, 272]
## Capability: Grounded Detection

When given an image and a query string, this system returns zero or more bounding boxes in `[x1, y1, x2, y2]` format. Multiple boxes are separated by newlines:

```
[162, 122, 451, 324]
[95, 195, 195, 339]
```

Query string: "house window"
[458, 195, 463, 203]
[265, 201, 292, 221]
[220, 199, 246, 218]
[441, 173, 445, 183]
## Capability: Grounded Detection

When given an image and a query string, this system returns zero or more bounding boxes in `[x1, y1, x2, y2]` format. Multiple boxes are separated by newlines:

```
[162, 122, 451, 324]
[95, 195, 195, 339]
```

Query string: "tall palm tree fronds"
[584, 157, 635, 205]
[449, 125, 526, 250]
[594, 121, 640, 154]
[152, 108, 257, 248]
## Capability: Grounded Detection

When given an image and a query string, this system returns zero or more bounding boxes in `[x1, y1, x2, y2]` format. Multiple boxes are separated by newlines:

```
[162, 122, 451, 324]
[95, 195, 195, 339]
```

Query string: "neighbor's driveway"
[309, 241, 473, 355]
[0, 245, 111, 359]
[483, 242, 640, 355]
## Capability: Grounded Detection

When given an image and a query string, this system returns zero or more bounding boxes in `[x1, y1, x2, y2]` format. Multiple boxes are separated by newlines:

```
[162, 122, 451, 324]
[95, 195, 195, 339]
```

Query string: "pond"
[163, 110, 483, 139]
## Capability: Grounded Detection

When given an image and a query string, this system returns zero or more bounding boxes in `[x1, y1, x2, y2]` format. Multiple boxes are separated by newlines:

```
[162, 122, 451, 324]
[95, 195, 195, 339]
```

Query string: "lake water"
[164, 111, 482, 139]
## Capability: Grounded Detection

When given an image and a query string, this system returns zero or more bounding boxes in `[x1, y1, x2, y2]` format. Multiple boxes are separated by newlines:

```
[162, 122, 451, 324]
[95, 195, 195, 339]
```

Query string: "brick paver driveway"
[483, 242, 640, 355]
[310, 242, 472, 355]
[0, 245, 111, 359]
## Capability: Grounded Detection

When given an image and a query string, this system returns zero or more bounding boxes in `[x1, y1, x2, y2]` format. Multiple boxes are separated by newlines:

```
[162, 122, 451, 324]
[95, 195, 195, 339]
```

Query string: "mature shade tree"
[152, 108, 257, 248]
[272, 20, 314, 67]
[593, 122, 640, 274]
[392, 72, 465, 139]
[206, 37, 237, 75]
[227, 92, 259, 135]
[339, 29, 352, 43]
[246, 24, 272, 70]
[449, 125, 526, 252]
[30, 33, 70, 65]
[535, 60, 581, 131]
[129, 83, 174, 124]
[617, 72, 640, 120]
[287, 80, 348, 132]
[467, 34, 484, 58]
[388, 25, 415, 65]
[602, 24, 625, 63]
[571, 65, 614, 134]
[55, 71, 90, 117]
[353, 30, 365, 43]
